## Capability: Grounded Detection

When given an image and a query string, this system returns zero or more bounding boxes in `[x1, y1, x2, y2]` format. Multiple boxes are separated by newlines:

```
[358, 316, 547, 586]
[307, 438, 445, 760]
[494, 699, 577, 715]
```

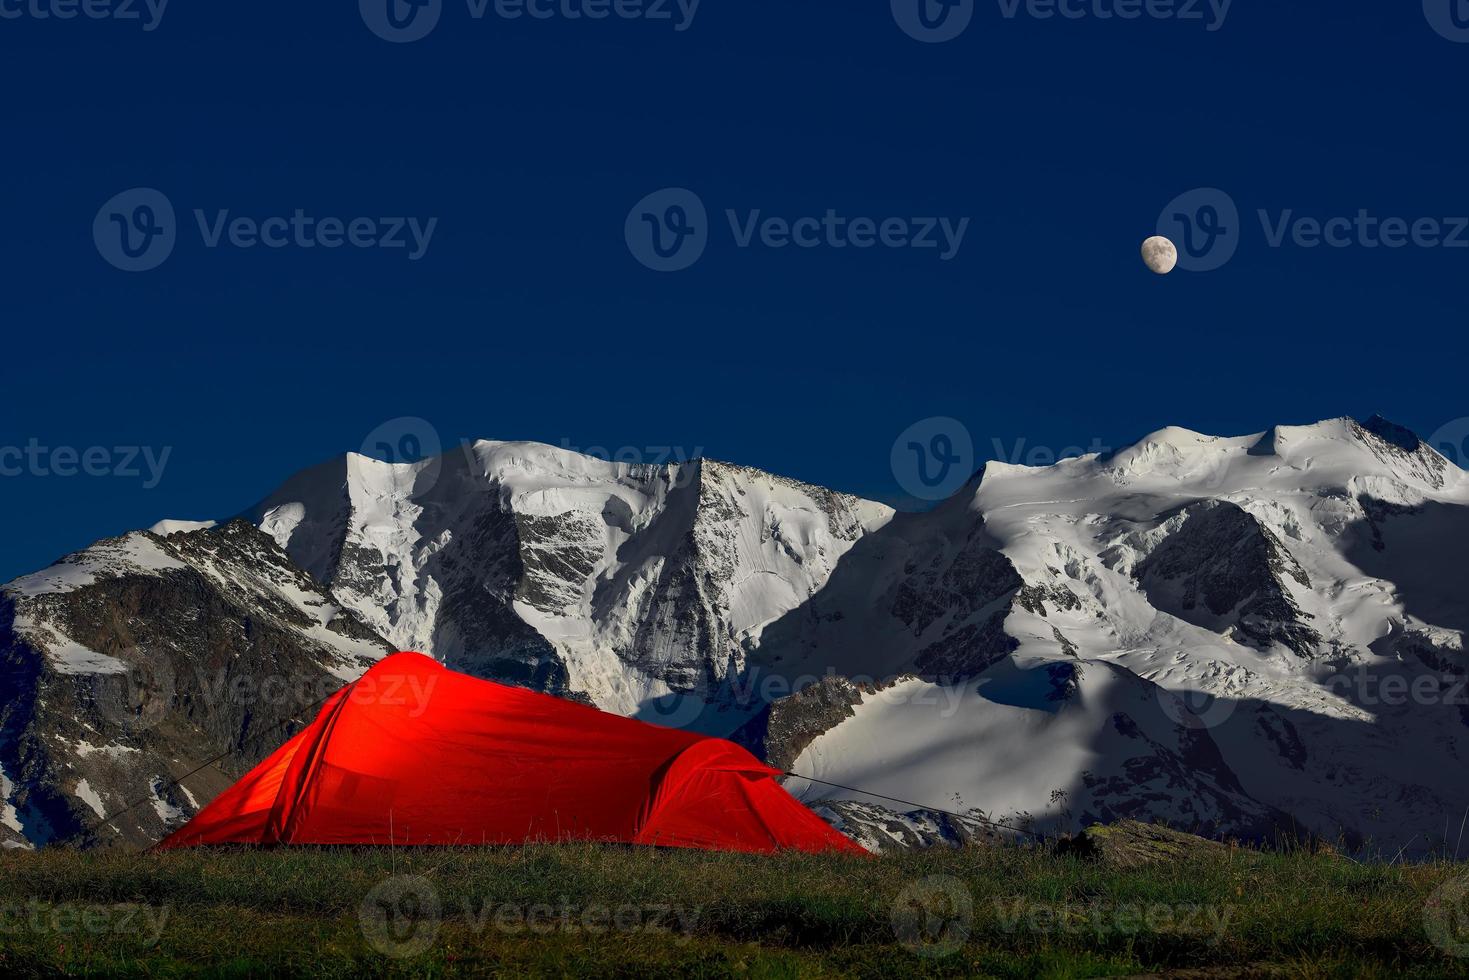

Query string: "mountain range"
[3, 416, 1465, 854]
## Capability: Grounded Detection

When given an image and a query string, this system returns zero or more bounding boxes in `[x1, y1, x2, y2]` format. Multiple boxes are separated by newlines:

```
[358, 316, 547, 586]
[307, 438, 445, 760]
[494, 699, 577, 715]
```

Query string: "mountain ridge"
[3, 416, 1466, 853]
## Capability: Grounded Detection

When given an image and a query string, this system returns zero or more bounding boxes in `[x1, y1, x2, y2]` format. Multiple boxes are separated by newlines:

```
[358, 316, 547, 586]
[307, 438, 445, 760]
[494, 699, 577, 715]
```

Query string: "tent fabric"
[157, 652, 865, 855]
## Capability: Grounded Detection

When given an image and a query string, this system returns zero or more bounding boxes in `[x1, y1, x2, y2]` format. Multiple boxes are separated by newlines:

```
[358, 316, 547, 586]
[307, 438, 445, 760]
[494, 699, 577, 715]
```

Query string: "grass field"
[2, 843, 1468, 977]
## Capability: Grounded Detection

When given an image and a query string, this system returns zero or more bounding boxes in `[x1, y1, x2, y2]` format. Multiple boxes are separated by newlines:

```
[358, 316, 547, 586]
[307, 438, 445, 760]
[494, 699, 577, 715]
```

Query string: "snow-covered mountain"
[3, 417, 1467, 853]
[766, 417, 1469, 851]
[243, 442, 892, 717]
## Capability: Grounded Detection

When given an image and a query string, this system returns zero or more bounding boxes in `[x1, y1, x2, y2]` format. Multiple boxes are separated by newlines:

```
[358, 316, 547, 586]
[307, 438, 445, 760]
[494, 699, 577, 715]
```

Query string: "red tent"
[157, 652, 864, 855]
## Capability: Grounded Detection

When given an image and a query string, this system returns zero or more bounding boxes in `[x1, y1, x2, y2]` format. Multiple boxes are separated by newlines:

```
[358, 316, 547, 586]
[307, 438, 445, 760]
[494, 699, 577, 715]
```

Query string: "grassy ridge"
[1, 844, 1467, 977]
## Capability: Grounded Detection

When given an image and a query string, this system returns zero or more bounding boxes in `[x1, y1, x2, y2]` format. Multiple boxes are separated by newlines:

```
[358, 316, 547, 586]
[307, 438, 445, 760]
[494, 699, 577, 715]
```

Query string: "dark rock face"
[1353, 416, 1448, 490]
[1359, 415, 1423, 455]
[1078, 715, 1269, 841]
[1254, 705, 1307, 770]
[424, 506, 570, 693]
[0, 522, 393, 849]
[732, 675, 878, 772]
[1059, 664, 1289, 844]
[1050, 626, 1080, 659]
[889, 531, 1027, 680]
[1017, 583, 1084, 617]
[1045, 661, 1083, 702]
[1135, 500, 1322, 657]
[892, 534, 1020, 637]
[913, 610, 1017, 679]
[622, 469, 729, 693]
[1355, 495, 1419, 553]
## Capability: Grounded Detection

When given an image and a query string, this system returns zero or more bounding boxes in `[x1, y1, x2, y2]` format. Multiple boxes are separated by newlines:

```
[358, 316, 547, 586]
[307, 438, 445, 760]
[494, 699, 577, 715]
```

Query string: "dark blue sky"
[2, 2, 1466, 582]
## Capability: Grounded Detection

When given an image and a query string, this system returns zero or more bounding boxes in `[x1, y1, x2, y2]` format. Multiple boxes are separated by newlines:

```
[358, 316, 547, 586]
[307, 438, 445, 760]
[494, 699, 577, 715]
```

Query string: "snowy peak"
[1087, 416, 1454, 497]
[1100, 425, 1255, 482]
[242, 440, 893, 712]
[5, 532, 187, 600]
[1357, 414, 1424, 454]
[774, 416, 1469, 852]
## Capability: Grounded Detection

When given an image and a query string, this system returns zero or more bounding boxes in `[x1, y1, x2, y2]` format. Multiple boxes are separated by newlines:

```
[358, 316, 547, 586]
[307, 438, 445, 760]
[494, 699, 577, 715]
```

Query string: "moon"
[1141, 236, 1178, 275]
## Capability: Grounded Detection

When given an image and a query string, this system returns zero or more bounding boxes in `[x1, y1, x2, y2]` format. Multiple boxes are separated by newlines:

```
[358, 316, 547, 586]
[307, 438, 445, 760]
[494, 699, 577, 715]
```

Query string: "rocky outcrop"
[1055, 820, 1230, 868]
[732, 674, 919, 772]
[1135, 500, 1322, 657]
[0, 522, 393, 848]
[810, 800, 1008, 852]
